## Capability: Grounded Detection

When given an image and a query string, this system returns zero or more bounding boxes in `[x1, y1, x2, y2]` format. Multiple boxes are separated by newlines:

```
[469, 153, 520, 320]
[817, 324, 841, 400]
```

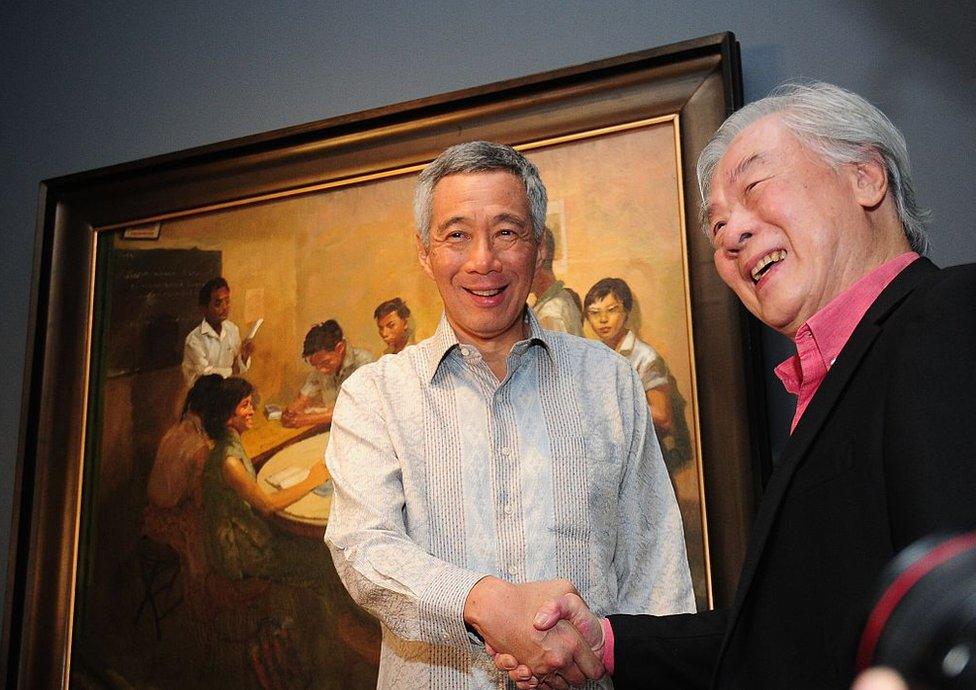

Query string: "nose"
[465, 232, 502, 273]
[718, 207, 754, 254]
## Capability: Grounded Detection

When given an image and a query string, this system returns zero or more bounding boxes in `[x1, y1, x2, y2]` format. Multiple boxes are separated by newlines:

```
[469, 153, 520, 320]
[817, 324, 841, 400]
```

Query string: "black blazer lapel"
[711, 258, 939, 680]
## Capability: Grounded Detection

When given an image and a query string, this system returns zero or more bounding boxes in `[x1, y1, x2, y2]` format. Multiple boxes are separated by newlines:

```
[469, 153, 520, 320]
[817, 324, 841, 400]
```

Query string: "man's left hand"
[464, 577, 604, 688]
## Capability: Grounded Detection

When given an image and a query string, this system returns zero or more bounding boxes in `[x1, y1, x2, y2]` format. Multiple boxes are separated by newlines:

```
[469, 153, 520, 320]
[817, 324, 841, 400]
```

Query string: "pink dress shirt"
[774, 252, 919, 432]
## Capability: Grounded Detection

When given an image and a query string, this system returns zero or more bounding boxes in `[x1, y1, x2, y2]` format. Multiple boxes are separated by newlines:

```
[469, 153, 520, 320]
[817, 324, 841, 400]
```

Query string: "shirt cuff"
[418, 569, 487, 648]
[601, 617, 615, 676]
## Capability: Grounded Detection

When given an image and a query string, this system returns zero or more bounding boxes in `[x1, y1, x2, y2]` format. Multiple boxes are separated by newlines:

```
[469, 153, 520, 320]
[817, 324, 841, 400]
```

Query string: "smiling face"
[585, 293, 629, 350]
[226, 394, 255, 434]
[376, 311, 409, 352]
[707, 115, 887, 337]
[417, 171, 541, 351]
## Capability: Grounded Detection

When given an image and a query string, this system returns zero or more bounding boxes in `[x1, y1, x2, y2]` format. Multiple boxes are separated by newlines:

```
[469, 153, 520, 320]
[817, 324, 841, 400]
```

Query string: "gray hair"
[414, 141, 548, 246]
[696, 81, 928, 254]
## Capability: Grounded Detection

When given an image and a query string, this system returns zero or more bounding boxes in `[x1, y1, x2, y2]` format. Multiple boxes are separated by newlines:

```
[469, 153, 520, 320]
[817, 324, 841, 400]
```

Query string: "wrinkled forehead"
[433, 169, 525, 195]
[716, 117, 777, 174]
[706, 115, 803, 206]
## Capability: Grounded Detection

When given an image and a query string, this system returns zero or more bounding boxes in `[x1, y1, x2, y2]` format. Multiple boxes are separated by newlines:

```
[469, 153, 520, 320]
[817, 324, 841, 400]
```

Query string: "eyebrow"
[726, 152, 766, 186]
[705, 153, 768, 227]
[493, 213, 528, 228]
[435, 215, 468, 233]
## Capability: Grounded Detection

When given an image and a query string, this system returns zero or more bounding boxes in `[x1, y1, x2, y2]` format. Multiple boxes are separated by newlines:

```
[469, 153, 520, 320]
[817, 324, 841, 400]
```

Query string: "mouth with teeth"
[464, 285, 508, 306]
[750, 249, 787, 284]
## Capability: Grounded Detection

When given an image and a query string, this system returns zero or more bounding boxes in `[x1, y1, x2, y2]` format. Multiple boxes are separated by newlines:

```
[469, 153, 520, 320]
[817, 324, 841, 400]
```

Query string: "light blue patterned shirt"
[325, 310, 693, 689]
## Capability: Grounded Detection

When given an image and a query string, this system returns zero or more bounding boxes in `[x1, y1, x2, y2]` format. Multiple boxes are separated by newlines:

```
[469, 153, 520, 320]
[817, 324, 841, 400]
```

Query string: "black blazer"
[611, 258, 976, 689]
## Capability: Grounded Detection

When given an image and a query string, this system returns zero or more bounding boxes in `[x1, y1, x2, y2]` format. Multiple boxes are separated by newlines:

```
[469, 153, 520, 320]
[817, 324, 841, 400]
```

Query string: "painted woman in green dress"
[199, 377, 331, 589]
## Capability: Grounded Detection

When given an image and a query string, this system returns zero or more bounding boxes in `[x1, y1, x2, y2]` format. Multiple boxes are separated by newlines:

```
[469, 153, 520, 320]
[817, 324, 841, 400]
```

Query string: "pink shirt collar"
[774, 252, 919, 433]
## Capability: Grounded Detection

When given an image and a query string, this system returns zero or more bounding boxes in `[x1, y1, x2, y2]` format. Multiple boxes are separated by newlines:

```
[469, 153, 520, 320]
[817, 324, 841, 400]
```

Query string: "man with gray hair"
[324, 141, 694, 688]
[492, 82, 976, 688]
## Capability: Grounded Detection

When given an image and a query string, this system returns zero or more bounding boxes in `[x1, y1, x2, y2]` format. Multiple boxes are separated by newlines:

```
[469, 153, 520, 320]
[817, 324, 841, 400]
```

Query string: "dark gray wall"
[2, 1, 974, 617]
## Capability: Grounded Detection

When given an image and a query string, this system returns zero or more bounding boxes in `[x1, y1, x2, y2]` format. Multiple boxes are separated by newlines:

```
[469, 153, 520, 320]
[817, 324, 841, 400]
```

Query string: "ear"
[415, 234, 434, 279]
[849, 156, 889, 209]
[335, 340, 347, 357]
[534, 238, 544, 271]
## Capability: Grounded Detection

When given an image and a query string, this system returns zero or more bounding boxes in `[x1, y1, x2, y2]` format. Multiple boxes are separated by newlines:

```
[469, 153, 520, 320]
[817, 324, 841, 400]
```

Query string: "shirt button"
[500, 447, 512, 457]
[504, 503, 514, 515]
[508, 566, 518, 577]
[442, 631, 450, 641]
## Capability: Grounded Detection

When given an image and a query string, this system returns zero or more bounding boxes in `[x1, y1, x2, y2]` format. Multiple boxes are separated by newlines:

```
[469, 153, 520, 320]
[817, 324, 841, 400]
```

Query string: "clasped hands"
[463, 577, 605, 689]
[467, 579, 912, 690]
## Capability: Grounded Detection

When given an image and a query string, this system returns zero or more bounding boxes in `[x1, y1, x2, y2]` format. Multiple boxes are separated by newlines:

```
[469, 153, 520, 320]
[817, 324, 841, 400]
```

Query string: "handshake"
[462, 577, 911, 690]
[463, 576, 607, 690]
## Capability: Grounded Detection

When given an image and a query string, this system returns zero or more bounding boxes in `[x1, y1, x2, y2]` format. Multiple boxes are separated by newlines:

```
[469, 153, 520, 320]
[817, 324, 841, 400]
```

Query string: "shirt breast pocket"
[547, 435, 619, 522]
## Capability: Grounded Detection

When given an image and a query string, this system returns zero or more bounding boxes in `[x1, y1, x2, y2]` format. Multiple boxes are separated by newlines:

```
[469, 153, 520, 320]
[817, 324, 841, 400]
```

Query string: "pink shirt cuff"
[601, 617, 615, 676]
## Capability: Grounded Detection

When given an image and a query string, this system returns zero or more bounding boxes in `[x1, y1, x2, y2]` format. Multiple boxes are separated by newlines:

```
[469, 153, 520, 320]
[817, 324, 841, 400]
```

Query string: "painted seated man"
[281, 319, 374, 428]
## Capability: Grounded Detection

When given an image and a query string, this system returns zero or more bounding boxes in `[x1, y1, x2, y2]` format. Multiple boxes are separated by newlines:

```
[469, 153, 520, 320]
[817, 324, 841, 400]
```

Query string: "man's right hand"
[491, 592, 606, 690]
[464, 578, 604, 688]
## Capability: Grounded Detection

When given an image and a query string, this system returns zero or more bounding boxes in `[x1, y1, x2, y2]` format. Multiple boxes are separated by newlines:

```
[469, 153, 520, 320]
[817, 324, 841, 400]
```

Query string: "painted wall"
[2, 1, 974, 618]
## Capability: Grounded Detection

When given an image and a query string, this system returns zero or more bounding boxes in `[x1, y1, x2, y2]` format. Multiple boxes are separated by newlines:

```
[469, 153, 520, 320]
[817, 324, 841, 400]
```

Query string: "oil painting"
[70, 116, 705, 689]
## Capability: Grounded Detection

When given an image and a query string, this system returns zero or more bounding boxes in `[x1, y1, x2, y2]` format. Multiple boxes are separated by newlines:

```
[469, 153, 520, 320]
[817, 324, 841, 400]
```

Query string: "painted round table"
[256, 431, 332, 538]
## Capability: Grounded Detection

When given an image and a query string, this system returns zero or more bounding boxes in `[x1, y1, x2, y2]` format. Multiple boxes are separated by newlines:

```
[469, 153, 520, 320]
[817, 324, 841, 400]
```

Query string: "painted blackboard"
[105, 248, 221, 377]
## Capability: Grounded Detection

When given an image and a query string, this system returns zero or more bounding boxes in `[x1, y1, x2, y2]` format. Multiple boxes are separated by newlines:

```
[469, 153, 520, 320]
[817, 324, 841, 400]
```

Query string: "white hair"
[414, 141, 548, 246]
[696, 81, 928, 253]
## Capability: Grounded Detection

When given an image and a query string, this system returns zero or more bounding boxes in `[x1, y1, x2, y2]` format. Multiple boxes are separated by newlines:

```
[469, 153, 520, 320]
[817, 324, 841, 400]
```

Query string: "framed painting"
[3, 32, 767, 689]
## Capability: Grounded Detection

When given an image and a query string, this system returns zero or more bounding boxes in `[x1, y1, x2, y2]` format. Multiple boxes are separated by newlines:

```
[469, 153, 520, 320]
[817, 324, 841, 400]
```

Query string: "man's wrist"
[462, 576, 510, 638]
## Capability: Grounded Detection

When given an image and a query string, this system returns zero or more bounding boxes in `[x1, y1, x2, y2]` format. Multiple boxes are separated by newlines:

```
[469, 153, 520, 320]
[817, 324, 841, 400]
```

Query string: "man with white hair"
[492, 82, 976, 689]
[324, 141, 694, 689]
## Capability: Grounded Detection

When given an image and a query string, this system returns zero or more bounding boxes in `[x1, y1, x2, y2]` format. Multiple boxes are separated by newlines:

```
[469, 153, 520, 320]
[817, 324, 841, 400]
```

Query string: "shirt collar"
[200, 318, 224, 339]
[615, 329, 637, 356]
[423, 308, 555, 383]
[774, 251, 919, 395]
[336, 348, 357, 380]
